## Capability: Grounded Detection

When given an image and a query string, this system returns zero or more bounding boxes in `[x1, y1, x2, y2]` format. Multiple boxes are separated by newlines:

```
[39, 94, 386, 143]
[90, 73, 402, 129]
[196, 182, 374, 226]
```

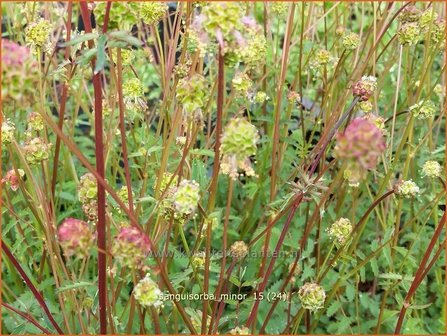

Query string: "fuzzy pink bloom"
[112, 227, 151, 269]
[1, 39, 30, 69]
[335, 118, 386, 186]
[1, 169, 24, 191]
[335, 118, 386, 170]
[57, 218, 94, 257]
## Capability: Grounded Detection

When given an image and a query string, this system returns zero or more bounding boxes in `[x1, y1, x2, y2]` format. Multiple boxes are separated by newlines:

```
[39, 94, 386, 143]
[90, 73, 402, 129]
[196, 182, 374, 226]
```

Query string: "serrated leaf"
[56, 281, 94, 293]
[94, 35, 107, 74]
[326, 300, 341, 317]
[63, 32, 98, 46]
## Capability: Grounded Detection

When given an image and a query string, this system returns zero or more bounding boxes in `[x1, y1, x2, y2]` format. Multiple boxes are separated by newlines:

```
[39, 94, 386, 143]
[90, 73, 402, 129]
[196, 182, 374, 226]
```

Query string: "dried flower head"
[352, 76, 377, 101]
[298, 282, 326, 312]
[395, 180, 420, 198]
[230, 241, 248, 260]
[409, 100, 436, 119]
[421, 161, 442, 178]
[112, 226, 151, 269]
[23, 137, 52, 164]
[1, 119, 15, 145]
[1, 169, 25, 191]
[342, 32, 360, 50]
[327, 218, 353, 247]
[140, 2, 168, 25]
[133, 274, 163, 308]
[57, 218, 94, 257]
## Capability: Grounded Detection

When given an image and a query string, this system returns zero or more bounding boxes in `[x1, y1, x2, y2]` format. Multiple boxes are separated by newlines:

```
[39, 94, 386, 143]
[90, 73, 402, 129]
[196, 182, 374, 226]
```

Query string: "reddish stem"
[2, 242, 64, 334]
[2, 302, 52, 334]
[79, 3, 109, 333]
[394, 212, 446, 334]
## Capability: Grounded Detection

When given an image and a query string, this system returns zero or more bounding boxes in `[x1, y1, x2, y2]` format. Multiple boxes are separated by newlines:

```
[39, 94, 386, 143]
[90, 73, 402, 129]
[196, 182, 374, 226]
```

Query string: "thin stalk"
[2, 303, 52, 334]
[2, 242, 64, 334]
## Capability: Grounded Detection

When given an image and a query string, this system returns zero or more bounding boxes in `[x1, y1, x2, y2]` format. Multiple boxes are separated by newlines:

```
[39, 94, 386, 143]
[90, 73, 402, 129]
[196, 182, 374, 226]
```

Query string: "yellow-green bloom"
[1, 119, 15, 145]
[133, 274, 163, 308]
[298, 283, 326, 312]
[25, 19, 52, 50]
[172, 180, 201, 217]
[409, 100, 436, 119]
[421, 161, 442, 178]
[141, 2, 168, 25]
[398, 22, 420, 46]
[395, 180, 420, 198]
[23, 137, 51, 164]
[342, 32, 360, 50]
[327, 218, 352, 247]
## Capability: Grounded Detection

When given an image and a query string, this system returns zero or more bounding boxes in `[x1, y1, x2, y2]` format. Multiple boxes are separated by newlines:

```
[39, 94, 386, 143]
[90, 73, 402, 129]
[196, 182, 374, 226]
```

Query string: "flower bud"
[57, 218, 94, 257]
[342, 32, 360, 50]
[398, 5, 421, 24]
[298, 282, 326, 312]
[172, 180, 201, 217]
[352, 76, 377, 101]
[176, 74, 209, 119]
[229, 326, 250, 335]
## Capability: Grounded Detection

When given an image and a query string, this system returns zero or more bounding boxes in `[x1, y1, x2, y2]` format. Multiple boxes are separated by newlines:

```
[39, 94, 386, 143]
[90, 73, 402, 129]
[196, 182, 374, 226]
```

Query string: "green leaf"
[63, 32, 98, 46]
[326, 300, 341, 317]
[94, 35, 108, 74]
[56, 281, 94, 293]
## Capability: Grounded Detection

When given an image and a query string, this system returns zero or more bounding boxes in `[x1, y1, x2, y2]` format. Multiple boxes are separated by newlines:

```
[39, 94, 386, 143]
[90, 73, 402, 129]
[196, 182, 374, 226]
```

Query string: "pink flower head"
[57, 218, 94, 257]
[335, 118, 386, 169]
[1, 39, 30, 69]
[1, 169, 24, 191]
[112, 227, 151, 269]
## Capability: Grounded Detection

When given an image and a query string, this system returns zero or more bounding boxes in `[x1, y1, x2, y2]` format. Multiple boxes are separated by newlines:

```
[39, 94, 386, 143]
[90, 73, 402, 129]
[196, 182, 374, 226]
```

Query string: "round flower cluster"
[271, 2, 289, 17]
[220, 117, 259, 180]
[309, 49, 335, 76]
[140, 2, 168, 25]
[342, 32, 360, 50]
[419, 9, 438, 31]
[27, 112, 44, 132]
[230, 241, 249, 260]
[176, 74, 209, 120]
[232, 72, 253, 96]
[133, 274, 163, 308]
[112, 226, 151, 269]
[25, 19, 52, 52]
[198, 2, 244, 42]
[398, 5, 421, 24]
[78, 173, 98, 222]
[229, 326, 250, 335]
[22, 137, 52, 165]
[1, 119, 15, 145]
[298, 282, 326, 312]
[57, 218, 94, 257]
[254, 91, 268, 104]
[111, 49, 135, 67]
[236, 25, 267, 70]
[334, 118, 386, 186]
[191, 251, 206, 269]
[123, 78, 144, 100]
[1, 169, 25, 191]
[94, 2, 139, 30]
[154, 172, 178, 197]
[398, 22, 420, 46]
[172, 179, 201, 219]
[358, 100, 373, 113]
[434, 84, 444, 97]
[409, 100, 436, 119]
[352, 75, 377, 101]
[395, 180, 420, 198]
[326, 218, 353, 247]
[421, 161, 442, 178]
